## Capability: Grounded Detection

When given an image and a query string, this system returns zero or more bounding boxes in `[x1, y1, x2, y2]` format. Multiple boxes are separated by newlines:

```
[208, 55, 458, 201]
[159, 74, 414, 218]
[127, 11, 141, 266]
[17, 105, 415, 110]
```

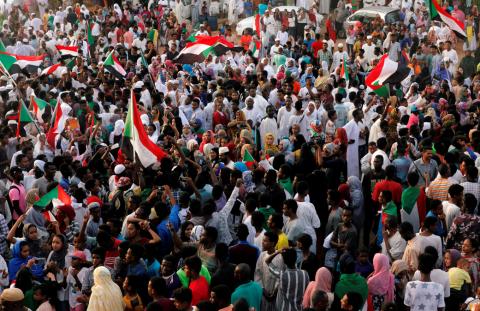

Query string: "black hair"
[173, 287, 193, 304]
[184, 256, 202, 274]
[284, 199, 298, 213]
[263, 231, 279, 245]
[418, 253, 435, 274]
[281, 248, 297, 268]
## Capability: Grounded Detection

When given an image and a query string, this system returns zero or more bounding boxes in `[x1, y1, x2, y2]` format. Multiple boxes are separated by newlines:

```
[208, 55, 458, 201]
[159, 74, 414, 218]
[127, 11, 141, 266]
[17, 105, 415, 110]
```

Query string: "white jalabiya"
[344, 119, 361, 178]
[87, 267, 124, 311]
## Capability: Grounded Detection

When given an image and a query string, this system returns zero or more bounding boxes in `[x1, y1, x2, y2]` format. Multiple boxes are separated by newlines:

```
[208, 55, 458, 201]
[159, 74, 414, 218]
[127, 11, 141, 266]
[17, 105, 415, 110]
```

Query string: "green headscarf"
[401, 186, 420, 214]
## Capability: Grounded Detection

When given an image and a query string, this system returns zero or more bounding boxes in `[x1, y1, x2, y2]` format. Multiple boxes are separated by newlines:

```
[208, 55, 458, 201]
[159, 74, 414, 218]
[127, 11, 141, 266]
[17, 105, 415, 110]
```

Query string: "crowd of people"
[0, 0, 478, 311]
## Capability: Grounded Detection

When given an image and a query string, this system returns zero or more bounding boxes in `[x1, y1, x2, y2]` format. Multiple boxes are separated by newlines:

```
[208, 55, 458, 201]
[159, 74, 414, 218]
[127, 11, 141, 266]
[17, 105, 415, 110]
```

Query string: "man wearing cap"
[219, 147, 234, 170]
[331, 43, 348, 72]
[0, 288, 28, 311]
[269, 38, 282, 57]
[362, 35, 376, 65]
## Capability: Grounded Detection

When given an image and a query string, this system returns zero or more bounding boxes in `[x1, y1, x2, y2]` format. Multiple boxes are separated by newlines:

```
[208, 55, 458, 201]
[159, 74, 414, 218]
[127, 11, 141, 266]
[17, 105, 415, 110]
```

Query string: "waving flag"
[365, 54, 410, 97]
[122, 90, 167, 167]
[46, 102, 72, 148]
[41, 63, 66, 78]
[104, 50, 126, 79]
[56, 45, 79, 59]
[174, 35, 242, 64]
[0, 52, 45, 74]
[16, 100, 34, 137]
[31, 96, 50, 123]
[427, 0, 466, 39]
[242, 148, 255, 168]
[34, 185, 71, 209]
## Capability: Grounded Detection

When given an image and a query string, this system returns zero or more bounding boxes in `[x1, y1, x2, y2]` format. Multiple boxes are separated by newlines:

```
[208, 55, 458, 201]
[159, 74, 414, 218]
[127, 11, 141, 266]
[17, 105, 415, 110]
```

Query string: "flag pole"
[0, 61, 17, 88]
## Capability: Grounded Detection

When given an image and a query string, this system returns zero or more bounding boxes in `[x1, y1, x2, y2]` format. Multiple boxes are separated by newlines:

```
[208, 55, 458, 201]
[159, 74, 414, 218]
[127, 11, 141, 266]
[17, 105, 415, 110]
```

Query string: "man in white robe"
[228, 0, 237, 24]
[344, 109, 363, 178]
[259, 106, 278, 148]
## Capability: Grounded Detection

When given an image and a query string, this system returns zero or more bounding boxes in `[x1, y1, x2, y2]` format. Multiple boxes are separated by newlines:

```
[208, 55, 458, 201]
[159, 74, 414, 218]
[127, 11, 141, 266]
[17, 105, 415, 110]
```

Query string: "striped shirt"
[269, 266, 309, 311]
[426, 177, 452, 201]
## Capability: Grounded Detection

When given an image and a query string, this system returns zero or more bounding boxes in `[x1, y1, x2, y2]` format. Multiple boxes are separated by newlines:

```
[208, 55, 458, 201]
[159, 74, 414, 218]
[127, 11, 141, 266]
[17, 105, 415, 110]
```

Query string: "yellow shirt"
[276, 232, 289, 250]
[448, 267, 471, 291]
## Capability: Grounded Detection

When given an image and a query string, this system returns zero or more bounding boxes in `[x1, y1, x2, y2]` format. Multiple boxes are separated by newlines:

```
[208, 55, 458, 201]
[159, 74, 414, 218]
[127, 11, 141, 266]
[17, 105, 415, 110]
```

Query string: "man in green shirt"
[231, 263, 262, 311]
[273, 47, 287, 68]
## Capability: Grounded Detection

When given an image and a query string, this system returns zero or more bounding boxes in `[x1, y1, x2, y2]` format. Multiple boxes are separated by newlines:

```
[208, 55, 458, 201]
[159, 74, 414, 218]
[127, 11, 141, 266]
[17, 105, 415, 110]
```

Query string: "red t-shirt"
[372, 180, 403, 206]
[189, 276, 209, 306]
[311, 41, 323, 58]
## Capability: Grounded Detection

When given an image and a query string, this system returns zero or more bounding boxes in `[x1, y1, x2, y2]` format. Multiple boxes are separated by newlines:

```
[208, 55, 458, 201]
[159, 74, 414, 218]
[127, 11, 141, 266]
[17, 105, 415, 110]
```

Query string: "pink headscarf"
[367, 254, 394, 302]
[302, 267, 332, 308]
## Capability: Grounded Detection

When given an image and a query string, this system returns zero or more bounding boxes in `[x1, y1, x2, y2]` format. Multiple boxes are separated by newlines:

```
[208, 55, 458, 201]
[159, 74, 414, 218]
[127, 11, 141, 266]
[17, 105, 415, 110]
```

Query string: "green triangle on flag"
[0, 53, 17, 72]
[19, 100, 34, 123]
[373, 85, 390, 98]
[32, 97, 48, 110]
[0, 40, 6, 52]
[34, 185, 71, 209]
[66, 58, 75, 70]
[243, 149, 255, 163]
[186, 33, 196, 42]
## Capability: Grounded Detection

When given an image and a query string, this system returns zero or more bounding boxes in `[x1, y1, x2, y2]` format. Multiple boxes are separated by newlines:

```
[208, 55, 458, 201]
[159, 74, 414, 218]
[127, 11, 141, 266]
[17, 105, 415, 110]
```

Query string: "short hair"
[236, 224, 249, 241]
[263, 231, 279, 245]
[448, 184, 464, 197]
[269, 213, 284, 229]
[128, 243, 144, 260]
[284, 199, 298, 213]
[418, 253, 435, 274]
[184, 256, 202, 274]
[467, 165, 478, 180]
[423, 246, 439, 263]
[236, 263, 251, 279]
[381, 190, 393, 202]
[149, 277, 167, 295]
[297, 234, 313, 249]
[204, 226, 218, 242]
[311, 290, 328, 307]
[281, 248, 297, 268]
[377, 137, 387, 150]
[211, 284, 231, 300]
[407, 172, 419, 187]
[173, 287, 193, 304]
[345, 292, 364, 310]
[438, 164, 450, 177]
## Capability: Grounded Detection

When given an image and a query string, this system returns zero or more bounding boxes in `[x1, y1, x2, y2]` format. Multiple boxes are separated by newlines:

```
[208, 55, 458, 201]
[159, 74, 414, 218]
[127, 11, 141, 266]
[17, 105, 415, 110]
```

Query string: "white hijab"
[87, 267, 124, 311]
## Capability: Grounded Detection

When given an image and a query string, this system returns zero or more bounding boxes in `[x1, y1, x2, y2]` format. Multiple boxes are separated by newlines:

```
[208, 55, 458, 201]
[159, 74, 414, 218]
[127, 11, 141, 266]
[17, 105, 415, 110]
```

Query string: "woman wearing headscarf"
[367, 253, 394, 311]
[33, 134, 54, 162]
[87, 266, 124, 311]
[264, 133, 279, 156]
[390, 260, 409, 306]
[199, 130, 215, 154]
[302, 267, 334, 309]
[109, 120, 124, 144]
[8, 241, 43, 282]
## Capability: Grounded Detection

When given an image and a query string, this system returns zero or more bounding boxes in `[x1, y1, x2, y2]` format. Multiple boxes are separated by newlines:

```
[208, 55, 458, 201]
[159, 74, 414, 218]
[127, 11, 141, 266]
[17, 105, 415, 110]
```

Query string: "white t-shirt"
[413, 269, 450, 298]
[404, 280, 445, 311]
